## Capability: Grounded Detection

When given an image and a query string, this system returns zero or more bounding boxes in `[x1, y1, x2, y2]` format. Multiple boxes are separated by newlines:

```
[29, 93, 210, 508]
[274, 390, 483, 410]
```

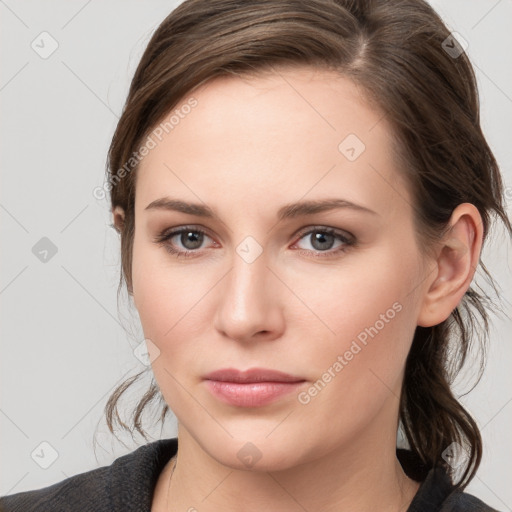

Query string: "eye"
[153, 226, 215, 258]
[292, 226, 355, 258]
[154, 225, 355, 259]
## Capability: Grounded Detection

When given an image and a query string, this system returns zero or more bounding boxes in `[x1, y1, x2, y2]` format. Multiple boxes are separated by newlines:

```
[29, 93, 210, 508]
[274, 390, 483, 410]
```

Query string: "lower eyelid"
[157, 227, 354, 255]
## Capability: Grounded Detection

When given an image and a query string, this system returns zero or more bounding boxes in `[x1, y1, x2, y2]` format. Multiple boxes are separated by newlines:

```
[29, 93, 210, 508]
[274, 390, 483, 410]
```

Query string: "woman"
[1, 0, 510, 510]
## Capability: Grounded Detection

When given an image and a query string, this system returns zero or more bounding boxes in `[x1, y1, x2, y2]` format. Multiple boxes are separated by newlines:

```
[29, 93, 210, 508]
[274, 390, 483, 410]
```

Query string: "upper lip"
[203, 367, 305, 383]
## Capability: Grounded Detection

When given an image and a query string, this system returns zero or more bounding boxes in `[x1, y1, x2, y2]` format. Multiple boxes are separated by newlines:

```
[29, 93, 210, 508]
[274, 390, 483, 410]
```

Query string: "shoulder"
[397, 450, 501, 512]
[0, 464, 111, 512]
[0, 438, 177, 512]
[439, 490, 501, 512]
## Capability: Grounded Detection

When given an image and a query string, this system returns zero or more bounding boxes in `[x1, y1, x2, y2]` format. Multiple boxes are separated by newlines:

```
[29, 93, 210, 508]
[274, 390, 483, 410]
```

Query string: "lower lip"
[204, 380, 305, 407]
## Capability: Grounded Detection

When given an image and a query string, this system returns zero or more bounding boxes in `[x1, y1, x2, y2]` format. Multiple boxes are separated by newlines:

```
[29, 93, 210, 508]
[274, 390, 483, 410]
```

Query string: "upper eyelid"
[295, 225, 354, 240]
[159, 225, 354, 246]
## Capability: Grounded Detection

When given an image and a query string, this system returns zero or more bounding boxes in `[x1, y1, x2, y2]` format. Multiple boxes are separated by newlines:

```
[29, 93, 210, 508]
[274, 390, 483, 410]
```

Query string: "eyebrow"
[145, 197, 378, 220]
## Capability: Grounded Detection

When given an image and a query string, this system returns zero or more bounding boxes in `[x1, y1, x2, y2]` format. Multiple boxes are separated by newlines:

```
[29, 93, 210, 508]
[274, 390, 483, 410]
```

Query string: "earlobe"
[112, 206, 126, 233]
[417, 203, 483, 327]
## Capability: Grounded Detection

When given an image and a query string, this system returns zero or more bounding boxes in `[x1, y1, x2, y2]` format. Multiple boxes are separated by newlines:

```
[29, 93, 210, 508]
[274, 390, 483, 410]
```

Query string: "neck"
[165, 420, 420, 512]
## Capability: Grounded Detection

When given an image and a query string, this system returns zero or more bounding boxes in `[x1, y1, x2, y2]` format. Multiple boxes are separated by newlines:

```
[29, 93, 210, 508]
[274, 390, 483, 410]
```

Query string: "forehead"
[135, 66, 410, 221]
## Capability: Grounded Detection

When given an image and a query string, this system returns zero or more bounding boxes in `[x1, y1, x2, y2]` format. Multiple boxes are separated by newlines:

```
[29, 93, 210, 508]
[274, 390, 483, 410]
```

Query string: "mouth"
[203, 367, 307, 407]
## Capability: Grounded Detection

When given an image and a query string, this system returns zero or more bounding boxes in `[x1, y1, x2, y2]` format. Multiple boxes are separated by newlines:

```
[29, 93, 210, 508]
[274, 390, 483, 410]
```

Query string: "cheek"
[293, 292, 416, 441]
[290, 247, 420, 402]
[131, 234, 216, 359]
[132, 231, 178, 345]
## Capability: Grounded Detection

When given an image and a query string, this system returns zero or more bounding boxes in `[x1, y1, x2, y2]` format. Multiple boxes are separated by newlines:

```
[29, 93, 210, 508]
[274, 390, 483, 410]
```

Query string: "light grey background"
[1, 0, 511, 509]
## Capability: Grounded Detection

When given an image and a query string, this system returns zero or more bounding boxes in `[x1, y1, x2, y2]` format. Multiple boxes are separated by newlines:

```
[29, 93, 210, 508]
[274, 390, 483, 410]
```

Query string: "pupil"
[182, 231, 202, 249]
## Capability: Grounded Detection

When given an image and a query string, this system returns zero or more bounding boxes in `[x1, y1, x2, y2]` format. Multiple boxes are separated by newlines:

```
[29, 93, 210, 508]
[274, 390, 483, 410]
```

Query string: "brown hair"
[103, 0, 512, 489]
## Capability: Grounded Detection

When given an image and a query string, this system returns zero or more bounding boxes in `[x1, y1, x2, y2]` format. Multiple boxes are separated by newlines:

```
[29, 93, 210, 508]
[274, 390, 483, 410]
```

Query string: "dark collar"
[108, 439, 453, 512]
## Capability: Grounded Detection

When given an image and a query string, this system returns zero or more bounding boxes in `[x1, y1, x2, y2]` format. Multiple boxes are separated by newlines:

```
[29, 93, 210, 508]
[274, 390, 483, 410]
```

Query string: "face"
[130, 66, 430, 471]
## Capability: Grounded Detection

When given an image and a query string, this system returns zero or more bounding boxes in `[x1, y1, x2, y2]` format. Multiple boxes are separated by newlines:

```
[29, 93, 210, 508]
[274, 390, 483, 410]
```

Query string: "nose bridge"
[214, 239, 282, 341]
[231, 244, 268, 304]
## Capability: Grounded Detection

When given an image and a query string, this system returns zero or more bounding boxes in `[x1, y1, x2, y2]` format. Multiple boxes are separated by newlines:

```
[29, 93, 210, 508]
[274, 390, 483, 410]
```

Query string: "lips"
[203, 367, 306, 407]
[203, 367, 305, 383]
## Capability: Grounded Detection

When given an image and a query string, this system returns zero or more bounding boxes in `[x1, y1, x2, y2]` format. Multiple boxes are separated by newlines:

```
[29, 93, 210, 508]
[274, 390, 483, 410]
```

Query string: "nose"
[213, 247, 285, 343]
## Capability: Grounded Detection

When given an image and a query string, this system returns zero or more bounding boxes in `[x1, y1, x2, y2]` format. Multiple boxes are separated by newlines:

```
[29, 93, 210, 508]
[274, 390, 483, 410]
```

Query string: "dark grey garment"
[0, 438, 500, 511]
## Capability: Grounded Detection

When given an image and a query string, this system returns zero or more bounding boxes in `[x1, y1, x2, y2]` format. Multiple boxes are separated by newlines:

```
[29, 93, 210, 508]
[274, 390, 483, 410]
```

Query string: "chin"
[195, 429, 310, 473]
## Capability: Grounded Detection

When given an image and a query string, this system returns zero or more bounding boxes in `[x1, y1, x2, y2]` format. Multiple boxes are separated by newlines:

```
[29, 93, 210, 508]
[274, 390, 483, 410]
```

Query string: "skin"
[113, 66, 483, 512]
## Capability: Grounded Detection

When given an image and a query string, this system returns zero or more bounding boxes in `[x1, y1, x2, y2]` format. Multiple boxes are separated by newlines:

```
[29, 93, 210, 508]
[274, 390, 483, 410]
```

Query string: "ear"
[417, 203, 483, 327]
[112, 206, 126, 234]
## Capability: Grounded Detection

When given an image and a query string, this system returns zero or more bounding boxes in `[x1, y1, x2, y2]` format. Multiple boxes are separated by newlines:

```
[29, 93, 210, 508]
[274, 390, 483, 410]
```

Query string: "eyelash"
[153, 225, 355, 259]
